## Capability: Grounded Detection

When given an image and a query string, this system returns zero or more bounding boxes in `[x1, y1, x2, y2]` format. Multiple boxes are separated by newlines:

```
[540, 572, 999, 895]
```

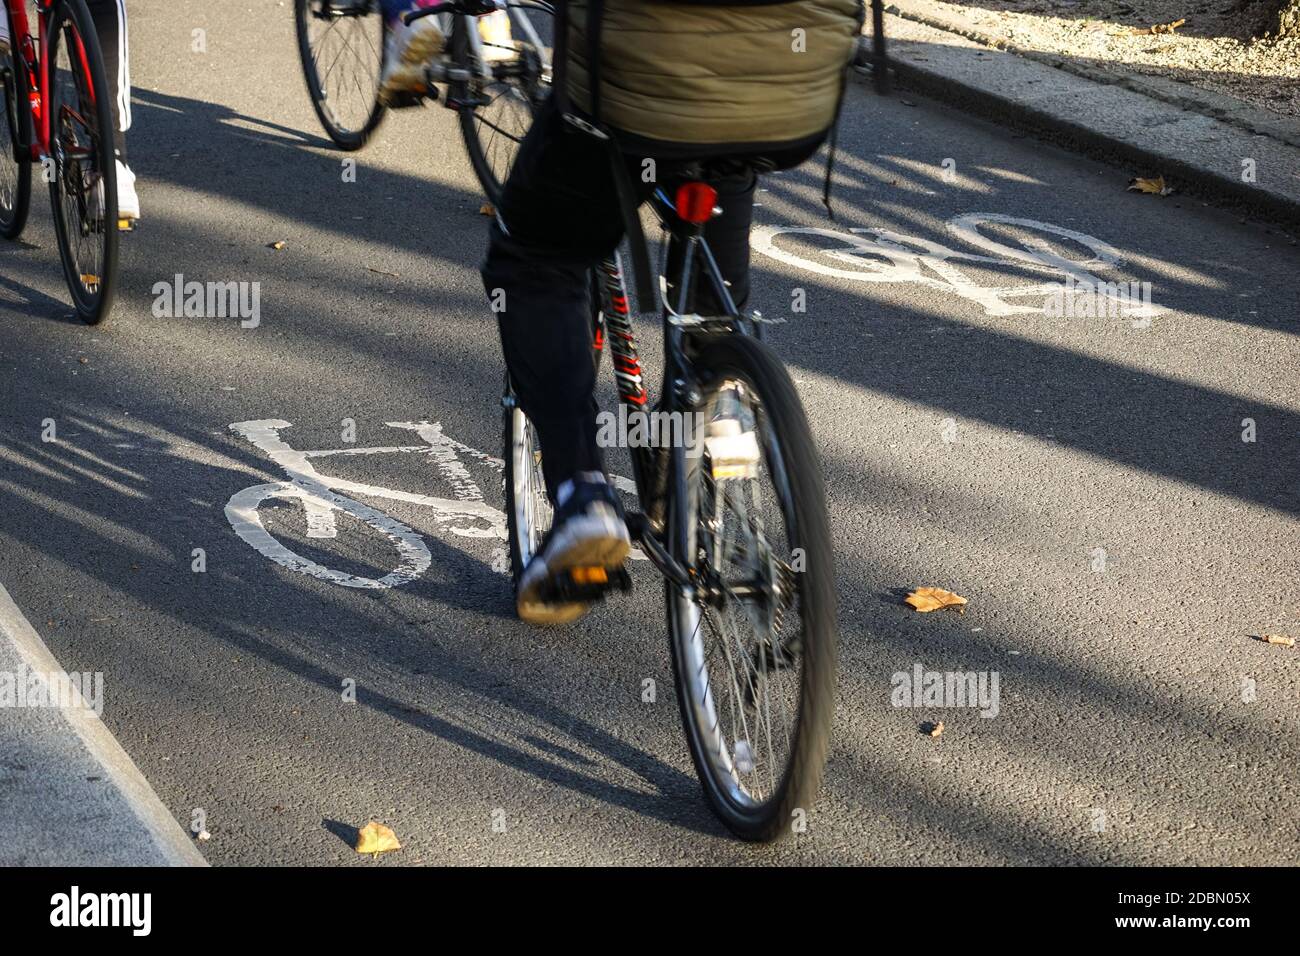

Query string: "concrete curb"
[866, 13, 1300, 231]
[884, 0, 1300, 150]
[0, 582, 207, 867]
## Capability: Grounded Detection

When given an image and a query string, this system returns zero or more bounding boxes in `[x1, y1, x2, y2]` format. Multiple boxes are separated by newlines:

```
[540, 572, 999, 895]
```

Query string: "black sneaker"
[516, 478, 631, 625]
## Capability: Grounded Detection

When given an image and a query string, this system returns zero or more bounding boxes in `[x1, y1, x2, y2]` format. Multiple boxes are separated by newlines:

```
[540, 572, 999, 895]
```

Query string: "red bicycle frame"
[4, 0, 98, 160]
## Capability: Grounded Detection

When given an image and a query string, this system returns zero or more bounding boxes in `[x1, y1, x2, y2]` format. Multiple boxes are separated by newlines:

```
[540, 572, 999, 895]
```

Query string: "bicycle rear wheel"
[666, 334, 837, 841]
[0, 5, 32, 239]
[454, 3, 552, 204]
[47, 0, 118, 325]
[295, 0, 386, 151]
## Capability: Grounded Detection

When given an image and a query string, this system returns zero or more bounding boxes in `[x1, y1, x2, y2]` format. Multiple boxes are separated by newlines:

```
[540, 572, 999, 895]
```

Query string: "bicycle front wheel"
[454, 4, 552, 203]
[295, 0, 387, 150]
[0, 6, 32, 240]
[48, 0, 118, 325]
[666, 334, 837, 842]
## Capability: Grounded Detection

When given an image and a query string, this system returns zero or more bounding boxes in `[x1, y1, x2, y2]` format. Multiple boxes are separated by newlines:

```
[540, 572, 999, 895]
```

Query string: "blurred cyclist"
[379, 0, 513, 103]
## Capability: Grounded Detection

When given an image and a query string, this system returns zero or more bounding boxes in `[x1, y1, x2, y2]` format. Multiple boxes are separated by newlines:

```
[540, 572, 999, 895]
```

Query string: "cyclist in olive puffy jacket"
[481, 0, 861, 624]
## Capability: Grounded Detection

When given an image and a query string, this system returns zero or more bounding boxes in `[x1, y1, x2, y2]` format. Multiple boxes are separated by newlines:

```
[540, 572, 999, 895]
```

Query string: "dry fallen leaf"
[925, 720, 945, 737]
[905, 587, 968, 614]
[1132, 18, 1186, 35]
[268, 240, 286, 250]
[1258, 634, 1296, 647]
[1128, 175, 1174, 196]
[354, 820, 402, 858]
[479, 202, 496, 217]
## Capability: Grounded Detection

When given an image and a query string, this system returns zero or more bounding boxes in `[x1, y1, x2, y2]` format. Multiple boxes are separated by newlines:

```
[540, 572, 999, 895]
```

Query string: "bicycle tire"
[502, 393, 546, 583]
[295, 0, 387, 151]
[665, 333, 837, 842]
[0, 6, 32, 240]
[47, 0, 118, 325]
[455, 5, 551, 204]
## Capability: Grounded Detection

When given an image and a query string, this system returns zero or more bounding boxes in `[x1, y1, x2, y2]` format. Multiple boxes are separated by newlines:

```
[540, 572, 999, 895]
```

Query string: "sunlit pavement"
[0, 1, 1297, 865]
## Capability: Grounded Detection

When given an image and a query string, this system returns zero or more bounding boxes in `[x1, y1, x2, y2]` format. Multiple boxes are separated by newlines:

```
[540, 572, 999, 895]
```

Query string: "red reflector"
[675, 182, 718, 224]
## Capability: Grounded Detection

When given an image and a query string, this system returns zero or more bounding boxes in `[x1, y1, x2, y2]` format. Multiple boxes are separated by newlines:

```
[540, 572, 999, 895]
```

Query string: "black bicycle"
[295, 0, 551, 202]
[501, 171, 838, 841]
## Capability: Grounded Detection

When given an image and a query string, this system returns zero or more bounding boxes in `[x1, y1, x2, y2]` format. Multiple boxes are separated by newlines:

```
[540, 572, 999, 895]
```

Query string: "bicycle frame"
[581, 174, 757, 590]
[3, 0, 97, 161]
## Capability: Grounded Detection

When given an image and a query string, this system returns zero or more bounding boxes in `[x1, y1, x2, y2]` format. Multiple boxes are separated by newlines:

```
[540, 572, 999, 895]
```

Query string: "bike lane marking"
[225, 419, 644, 591]
[751, 212, 1164, 319]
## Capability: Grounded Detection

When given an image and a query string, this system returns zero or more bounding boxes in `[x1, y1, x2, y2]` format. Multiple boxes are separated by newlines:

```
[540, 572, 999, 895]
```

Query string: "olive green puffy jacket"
[565, 0, 863, 150]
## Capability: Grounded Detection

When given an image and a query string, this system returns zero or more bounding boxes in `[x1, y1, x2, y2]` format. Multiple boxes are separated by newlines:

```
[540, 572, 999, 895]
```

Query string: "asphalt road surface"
[1, 1, 1297, 865]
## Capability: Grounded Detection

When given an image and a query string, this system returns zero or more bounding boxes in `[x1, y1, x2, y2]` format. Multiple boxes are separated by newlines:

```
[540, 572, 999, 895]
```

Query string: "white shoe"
[379, 15, 445, 102]
[515, 477, 630, 625]
[478, 10, 516, 63]
[116, 160, 140, 221]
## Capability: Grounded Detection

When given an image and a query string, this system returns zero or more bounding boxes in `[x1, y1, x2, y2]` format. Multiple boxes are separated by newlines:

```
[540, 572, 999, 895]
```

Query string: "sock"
[555, 472, 607, 508]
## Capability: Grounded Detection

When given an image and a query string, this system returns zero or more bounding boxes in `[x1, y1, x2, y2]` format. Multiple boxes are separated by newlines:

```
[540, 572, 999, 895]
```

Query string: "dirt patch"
[892, 0, 1300, 119]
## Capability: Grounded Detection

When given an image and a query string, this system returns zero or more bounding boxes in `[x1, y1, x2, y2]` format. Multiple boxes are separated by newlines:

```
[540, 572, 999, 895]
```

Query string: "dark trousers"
[481, 101, 756, 499]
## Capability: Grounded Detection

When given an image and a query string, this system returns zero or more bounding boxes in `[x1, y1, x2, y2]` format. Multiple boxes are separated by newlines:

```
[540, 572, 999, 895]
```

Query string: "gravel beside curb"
[885, 0, 1300, 148]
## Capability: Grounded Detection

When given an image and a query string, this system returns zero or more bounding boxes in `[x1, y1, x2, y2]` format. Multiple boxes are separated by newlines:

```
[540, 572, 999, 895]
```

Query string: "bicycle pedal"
[539, 564, 632, 603]
[384, 90, 430, 109]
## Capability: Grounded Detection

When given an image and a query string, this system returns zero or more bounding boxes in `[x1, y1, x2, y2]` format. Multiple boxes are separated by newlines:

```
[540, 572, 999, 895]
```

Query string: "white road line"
[0, 581, 207, 867]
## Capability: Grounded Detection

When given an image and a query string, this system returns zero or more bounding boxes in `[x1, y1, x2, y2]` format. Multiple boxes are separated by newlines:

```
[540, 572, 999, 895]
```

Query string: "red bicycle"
[1, 0, 119, 324]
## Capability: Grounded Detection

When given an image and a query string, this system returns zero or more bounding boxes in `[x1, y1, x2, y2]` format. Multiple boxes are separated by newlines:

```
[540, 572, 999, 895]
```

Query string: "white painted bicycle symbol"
[752, 212, 1163, 319]
[224, 419, 638, 590]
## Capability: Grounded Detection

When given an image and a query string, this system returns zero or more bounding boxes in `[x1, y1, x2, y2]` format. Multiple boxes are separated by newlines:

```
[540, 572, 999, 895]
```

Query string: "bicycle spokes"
[51, 21, 108, 300]
[458, 4, 552, 201]
[304, 0, 383, 136]
[687, 381, 804, 807]
[468, 84, 531, 184]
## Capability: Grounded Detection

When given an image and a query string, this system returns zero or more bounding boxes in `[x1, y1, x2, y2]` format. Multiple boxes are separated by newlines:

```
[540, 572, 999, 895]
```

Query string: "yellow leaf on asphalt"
[927, 720, 945, 737]
[479, 203, 496, 217]
[905, 587, 968, 613]
[1128, 175, 1173, 196]
[268, 240, 286, 250]
[355, 821, 401, 858]
[1259, 634, 1296, 647]
[1131, 18, 1186, 35]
